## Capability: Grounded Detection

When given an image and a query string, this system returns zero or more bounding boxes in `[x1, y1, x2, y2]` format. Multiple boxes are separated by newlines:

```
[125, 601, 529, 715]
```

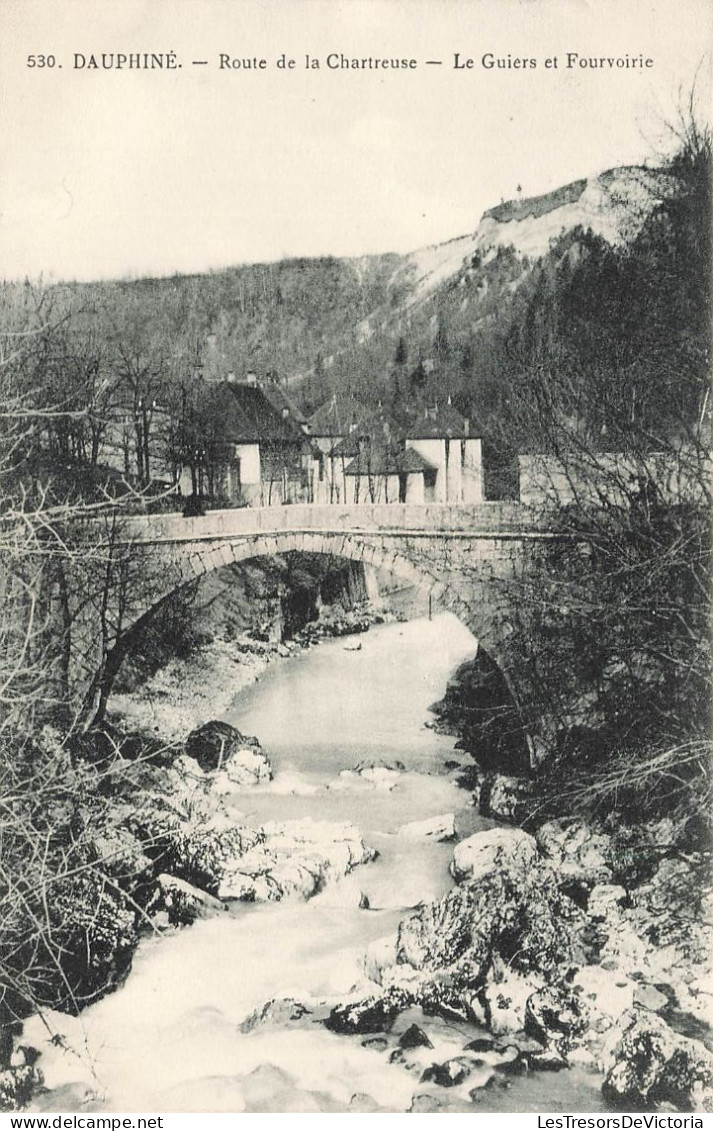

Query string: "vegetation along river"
[26, 614, 605, 1114]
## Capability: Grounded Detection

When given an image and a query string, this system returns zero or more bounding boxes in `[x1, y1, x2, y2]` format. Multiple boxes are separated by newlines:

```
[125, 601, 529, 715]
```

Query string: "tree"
[480, 121, 712, 834]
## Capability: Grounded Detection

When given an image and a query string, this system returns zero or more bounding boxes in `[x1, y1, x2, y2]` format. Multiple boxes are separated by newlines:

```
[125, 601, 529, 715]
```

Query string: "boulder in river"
[421, 1056, 476, 1087]
[176, 817, 374, 903]
[184, 720, 261, 773]
[324, 994, 406, 1035]
[240, 998, 312, 1033]
[394, 854, 586, 1011]
[399, 1024, 434, 1050]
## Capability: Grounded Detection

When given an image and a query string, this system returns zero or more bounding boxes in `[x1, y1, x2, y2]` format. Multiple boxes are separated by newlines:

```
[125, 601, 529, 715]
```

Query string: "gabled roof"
[405, 400, 475, 439]
[308, 393, 367, 437]
[213, 382, 308, 445]
[330, 405, 401, 458]
[344, 444, 437, 477]
[261, 382, 308, 427]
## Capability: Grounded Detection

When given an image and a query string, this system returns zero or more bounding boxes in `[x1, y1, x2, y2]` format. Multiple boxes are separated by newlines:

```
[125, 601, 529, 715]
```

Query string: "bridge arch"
[139, 529, 481, 646]
[109, 529, 536, 770]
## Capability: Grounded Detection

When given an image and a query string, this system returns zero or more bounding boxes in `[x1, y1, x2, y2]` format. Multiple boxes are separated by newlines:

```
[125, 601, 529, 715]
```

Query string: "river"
[27, 613, 604, 1114]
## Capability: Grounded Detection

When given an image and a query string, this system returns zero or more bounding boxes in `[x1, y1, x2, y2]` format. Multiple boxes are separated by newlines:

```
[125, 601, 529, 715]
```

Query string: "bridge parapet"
[116, 502, 552, 545]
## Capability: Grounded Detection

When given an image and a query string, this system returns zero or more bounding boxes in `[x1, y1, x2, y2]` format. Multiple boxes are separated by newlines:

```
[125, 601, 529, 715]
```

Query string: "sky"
[1, 0, 710, 281]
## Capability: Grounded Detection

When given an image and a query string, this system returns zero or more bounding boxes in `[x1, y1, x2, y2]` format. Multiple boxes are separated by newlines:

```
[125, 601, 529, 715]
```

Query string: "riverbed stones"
[601, 1008, 713, 1109]
[179, 817, 374, 902]
[397, 814, 456, 841]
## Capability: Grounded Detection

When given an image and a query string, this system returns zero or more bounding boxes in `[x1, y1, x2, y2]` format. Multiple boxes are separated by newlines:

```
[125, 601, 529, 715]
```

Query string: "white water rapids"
[26, 613, 604, 1113]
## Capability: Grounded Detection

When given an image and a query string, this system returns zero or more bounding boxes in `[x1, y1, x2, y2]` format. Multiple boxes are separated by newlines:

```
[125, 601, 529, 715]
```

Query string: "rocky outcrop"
[601, 1009, 713, 1109]
[377, 828, 586, 1027]
[337, 821, 713, 1113]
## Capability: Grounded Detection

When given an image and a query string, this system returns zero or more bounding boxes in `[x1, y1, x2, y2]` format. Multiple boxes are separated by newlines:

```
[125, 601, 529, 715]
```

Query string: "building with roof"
[307, 392, 367, 504]
[307, 394, 484, 505]
[404, 399, 483, 504]
[186, 372, 315, 505]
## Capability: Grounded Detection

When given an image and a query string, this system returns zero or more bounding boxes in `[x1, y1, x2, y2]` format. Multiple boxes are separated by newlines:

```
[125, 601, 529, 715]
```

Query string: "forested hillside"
[3, 150, 708, 500]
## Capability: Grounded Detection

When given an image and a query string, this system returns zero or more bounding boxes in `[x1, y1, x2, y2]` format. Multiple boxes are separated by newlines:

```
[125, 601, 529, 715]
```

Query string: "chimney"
[226, 371, 237, 384]
[246, 370, 257, 386]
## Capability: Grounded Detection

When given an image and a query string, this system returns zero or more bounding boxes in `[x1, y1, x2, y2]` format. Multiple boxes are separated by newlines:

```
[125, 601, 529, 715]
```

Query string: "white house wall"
[462, 438, 484, 503]
[446, 439, 463, 502]
[406, 439, 446, 501]
[235, 443, 261, 486]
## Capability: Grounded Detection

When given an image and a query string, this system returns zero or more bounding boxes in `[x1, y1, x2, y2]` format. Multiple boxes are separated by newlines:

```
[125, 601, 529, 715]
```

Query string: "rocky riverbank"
[315, 818, 713, 1112]
[4, 612, 711, 1114]
[0, 717, 381, 1111]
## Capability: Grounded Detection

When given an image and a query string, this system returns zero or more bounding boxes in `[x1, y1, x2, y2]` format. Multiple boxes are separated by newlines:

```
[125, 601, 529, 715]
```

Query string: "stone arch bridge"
[64, 502, 566, 757]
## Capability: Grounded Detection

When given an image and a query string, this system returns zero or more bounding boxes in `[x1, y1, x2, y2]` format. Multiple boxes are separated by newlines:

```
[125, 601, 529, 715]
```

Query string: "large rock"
[171, 819, 265, 894]
[601, 1008, 713, 1109]
[395, 858, 586, 1008]
[184, 721, 261, 773]
[450, 827, 538, 884]
[535, 818, 613, 890]
[324, 994, 405, 1035]
[175, 817, 374, 902]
